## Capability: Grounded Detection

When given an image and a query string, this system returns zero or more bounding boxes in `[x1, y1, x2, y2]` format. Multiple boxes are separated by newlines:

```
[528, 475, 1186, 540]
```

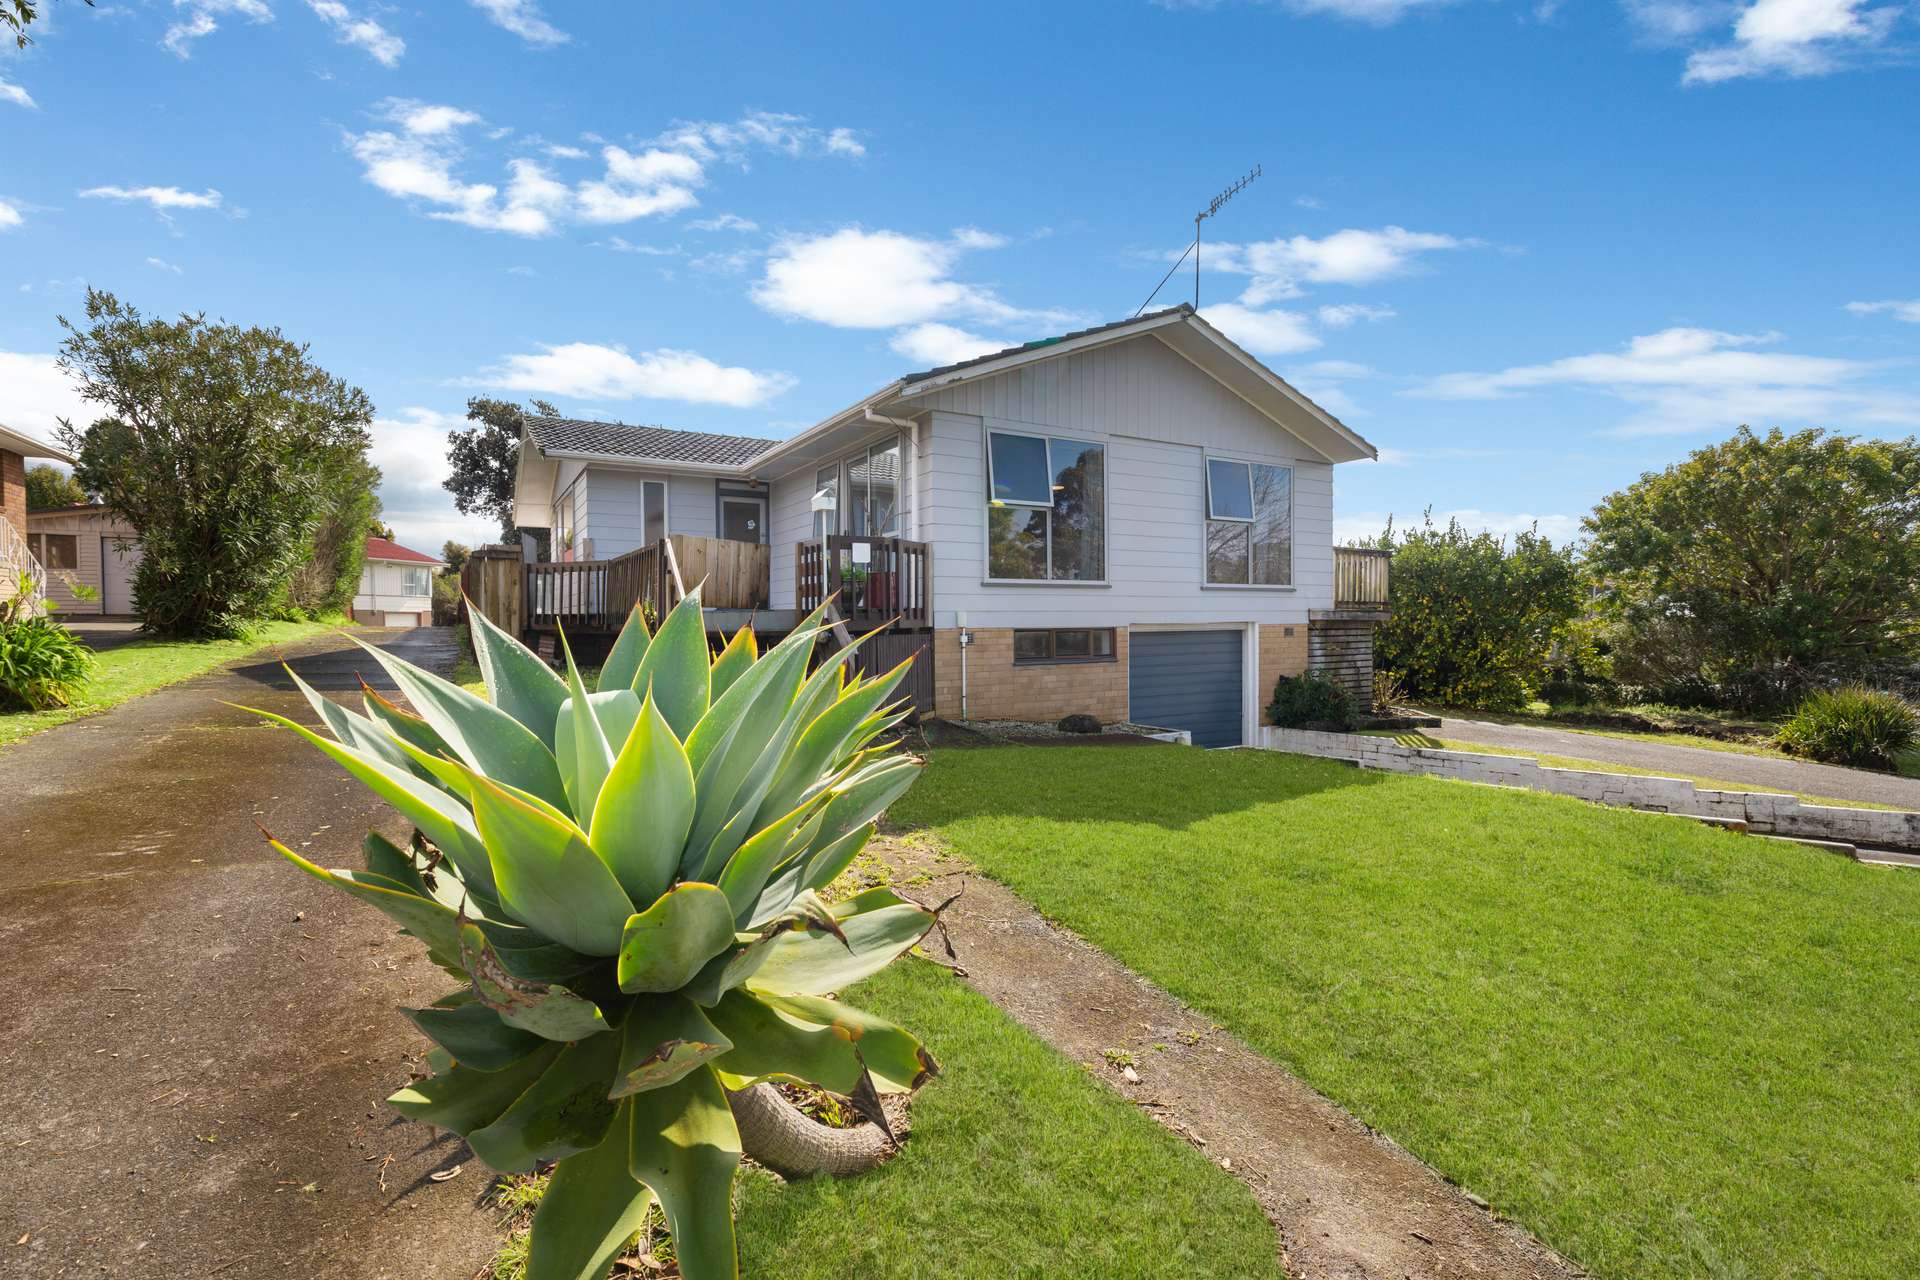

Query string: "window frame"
[1010, 627, 1118, 665]
[812, 435, 903, 539]
[1206, 458, 1255, 522]
[982, 423, 1111, 587]
[35, 532, 79, 572]
[402, 566, 432, 596]
[1200, 450, 1296, 591]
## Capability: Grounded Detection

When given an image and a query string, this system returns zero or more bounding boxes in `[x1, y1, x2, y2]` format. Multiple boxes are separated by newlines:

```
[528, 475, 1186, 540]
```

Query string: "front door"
[720, 495, 766, 544]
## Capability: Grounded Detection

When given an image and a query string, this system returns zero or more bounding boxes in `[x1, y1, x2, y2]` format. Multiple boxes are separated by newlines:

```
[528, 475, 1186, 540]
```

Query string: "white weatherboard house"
[353, 536, 443, 627]
[511, 304, 1388, 747]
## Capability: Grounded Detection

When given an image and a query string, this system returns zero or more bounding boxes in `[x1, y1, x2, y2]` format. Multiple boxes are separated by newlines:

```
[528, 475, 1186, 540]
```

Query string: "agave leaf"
[387, 1041, 561, 1134]
[525, 1101, 655, 1280]
[682, 622, 823, 781]
[555, 688, 643, 775]
[743, 887, 934, 999]
[750, 658, 910, 830]
[346, 633, 569, 811]
[472, 918, 600, 986]
[361, 831, 427, 894]
[617, 883, 737, 994]
[468, 599, 570, 750]
[714, 798, 821, 925]
[467, 772, 635, 957]
[747, 823, 875, 930]
[467, 1030, 624, 1172]
[707, 626, 757, 703]
[611, 996, 733, 1098]
[557, 628, 616, 824]
[810, 758, 921, 860]
[283, 664, 434, 788]
[589, 692, 695, 908]
[630, 587, 709, 739]
[750, 991, 938, 1094]
[708, 988, 931, 1095]
[381, 725, 482, 799]
[625, 1066, 741, 1280]
[266, 837, 460, 957]
[597, 603, 653, 696]
[459, 919, 611, 1040]
[404, 1001, 546, 1072]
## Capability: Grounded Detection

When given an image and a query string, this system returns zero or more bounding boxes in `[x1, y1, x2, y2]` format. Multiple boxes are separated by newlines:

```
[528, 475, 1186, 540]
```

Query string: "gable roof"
[0, 421, 75, 463]
[365, 536, 441, 566]
[524, 415, 780, 467]
[896, 305, 1193, 384]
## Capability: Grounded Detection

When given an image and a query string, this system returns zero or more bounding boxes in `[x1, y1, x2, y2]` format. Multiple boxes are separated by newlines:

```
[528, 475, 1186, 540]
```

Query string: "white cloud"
[1283, 0, 1459, 23]
[889, 323, 1009, 367]
[1291, 359, 1376, 378]
[1200, 303, 1322, 356]
[689, 213, 759, 233]
[0, 352, 92, 440]
[479, 343, 795, 407]
[545, 143, 588, 160]
[389, 101, 481, 136]
[1203, 225, 1474, 301]
[467, 0, 568, 46]
[598, 236, 681, 256]
[1318, 302, 1398, 327]
[1416, 326, 1920, 436]
[652, 112, 865, 164]
[79, 184, 224, 211]
[825, 127, 866, 157]
[163, 0, 272, 58]
[1847, 298, 1920, 324]
[0, 78, 36, 110]
[1336, 509, 1584, 545]
[367, 407, 500, 552]
[306, 1, 404, 66]
[145, 257, 184, 273]
[1632, 0, 1905, 83]
[0, 200, 21, 231]
[752, 226, 1076, 331]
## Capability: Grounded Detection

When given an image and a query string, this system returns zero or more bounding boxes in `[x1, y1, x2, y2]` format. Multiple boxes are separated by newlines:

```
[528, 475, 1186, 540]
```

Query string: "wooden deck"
[797, 535, 933, 632]
[1333, 546, 1390, 611]
[523, 535, 769, 633]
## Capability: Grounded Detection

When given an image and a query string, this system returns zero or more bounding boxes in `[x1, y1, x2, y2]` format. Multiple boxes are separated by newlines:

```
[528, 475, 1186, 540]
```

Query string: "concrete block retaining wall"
[1256, 726, 1920, 852]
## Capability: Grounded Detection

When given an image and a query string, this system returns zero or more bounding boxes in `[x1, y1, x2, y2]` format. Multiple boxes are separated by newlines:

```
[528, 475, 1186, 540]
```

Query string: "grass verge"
[480, 958, 1284, 1280]
[892, 745, 1920, 1280]
[0, 617, 345, 748]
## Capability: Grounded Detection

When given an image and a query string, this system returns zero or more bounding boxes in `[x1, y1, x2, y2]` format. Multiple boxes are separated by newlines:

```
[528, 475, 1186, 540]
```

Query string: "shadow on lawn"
[899, 741, 1390, 833]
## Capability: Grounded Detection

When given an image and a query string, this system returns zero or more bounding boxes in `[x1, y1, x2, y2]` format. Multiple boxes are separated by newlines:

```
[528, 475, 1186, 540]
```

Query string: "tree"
[1584, 427, 1920, 700]
[58, 288, 374, 638]
[440, 540, 470, 574]
[445, 397, 556, 541]
[5, 0, 90, 48]
[25, 463, 86, 510]
[1367, 513, 1584, 710]
[282, 450, 382, 619]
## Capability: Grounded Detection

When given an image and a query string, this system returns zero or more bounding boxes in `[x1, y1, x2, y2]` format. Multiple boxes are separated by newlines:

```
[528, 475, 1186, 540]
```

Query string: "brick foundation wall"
[931, 627, 1131, 724]
[1308, 619, 1376, 711]
[1, 449, 25, 540]
[1256, 623, 1309, 724]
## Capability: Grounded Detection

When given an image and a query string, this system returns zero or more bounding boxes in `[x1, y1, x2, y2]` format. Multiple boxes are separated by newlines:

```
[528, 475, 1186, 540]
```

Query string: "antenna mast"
[1194, 164, 1260, 308]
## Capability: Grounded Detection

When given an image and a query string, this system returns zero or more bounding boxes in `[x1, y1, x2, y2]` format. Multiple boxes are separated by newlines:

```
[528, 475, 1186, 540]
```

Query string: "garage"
[1128, 628, 1245, 748]
[101, 535, 142, 616]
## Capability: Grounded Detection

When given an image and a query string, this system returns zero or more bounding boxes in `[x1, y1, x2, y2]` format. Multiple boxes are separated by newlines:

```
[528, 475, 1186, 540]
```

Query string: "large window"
[813, 439, 901, 538]
[403, 566, 432, 596]
[1204, 459, 1292, 586]
[986, 431, 1106, 581]
[28, 532, 78, 572]
[1013, 628, 1116, 664]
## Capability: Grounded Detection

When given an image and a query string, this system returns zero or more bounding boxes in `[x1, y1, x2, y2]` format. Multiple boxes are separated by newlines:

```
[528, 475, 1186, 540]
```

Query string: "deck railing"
[524, 534, 768, 632]
[0, 519, 46, 615]
[1333, 546, 1390, 610]
[796, 535, 933, 632]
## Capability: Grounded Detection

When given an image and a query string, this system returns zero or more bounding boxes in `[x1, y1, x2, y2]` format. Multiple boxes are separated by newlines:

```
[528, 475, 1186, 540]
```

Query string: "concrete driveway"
[1438, 715, 1920, 810]
[0, 627, 499, 1280]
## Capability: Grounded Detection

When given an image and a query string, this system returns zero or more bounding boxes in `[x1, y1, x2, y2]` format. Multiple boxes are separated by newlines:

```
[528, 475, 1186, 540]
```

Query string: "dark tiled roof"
[897, 303, 1193, 385]
[525, 415, 780, 467]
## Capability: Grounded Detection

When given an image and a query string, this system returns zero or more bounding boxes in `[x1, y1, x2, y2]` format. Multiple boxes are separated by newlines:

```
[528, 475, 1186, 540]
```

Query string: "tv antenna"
[1133, 164, 1262, 317]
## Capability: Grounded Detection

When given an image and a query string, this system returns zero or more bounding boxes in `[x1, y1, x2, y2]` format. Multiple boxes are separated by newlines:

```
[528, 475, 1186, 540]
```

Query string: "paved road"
[1439, 716, 1920, 810]
[0, 627, 500, 1280]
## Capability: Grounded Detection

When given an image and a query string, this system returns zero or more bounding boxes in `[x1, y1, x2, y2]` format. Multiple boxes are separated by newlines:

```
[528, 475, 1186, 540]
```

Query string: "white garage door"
[382, 611, 419, 628]
[101, 536, 142, 616]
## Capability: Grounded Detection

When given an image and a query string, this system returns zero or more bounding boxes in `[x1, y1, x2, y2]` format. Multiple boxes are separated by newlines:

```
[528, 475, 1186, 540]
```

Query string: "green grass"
[1364, 730, 1914, 811]
[0, 617, 345, 748]
[484, 960, 1284, 1280]
[892, 745, 1920, 1280]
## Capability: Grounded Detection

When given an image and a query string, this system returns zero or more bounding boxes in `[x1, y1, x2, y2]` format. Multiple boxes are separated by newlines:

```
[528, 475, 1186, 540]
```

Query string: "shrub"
[1539, 678, 1600, 709]
[1776, 686, 1918, 771]
[1268, 670, 1355, 730]
[1372, 668, 1408, 710]
[0, 599, 95, 712]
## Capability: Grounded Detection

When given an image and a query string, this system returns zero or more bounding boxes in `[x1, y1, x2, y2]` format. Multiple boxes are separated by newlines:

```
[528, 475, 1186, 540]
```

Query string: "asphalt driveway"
[0, 627, 499, 1280]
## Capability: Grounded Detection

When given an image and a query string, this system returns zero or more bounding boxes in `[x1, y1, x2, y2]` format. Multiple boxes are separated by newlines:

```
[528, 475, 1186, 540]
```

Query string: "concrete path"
[1438, 716, 1920, 810]
[65, 619, 147, 652]
[0, 628, 499, 1280]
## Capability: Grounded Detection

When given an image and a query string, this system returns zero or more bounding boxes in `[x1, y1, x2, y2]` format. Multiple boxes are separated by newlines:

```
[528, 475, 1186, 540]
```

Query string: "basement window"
[1012, 628, 1116, 664]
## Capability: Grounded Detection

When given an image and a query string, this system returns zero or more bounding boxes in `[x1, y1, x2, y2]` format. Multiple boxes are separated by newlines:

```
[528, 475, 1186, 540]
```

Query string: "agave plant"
[244, 589, 937, 1280]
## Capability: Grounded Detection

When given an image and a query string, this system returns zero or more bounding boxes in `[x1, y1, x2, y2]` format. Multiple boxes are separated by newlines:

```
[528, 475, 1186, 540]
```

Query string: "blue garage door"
[1129, 629, 1244, 748]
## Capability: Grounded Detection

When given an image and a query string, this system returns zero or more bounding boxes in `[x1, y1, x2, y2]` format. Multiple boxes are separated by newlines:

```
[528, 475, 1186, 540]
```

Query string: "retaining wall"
[1257, 726, 1920, 852]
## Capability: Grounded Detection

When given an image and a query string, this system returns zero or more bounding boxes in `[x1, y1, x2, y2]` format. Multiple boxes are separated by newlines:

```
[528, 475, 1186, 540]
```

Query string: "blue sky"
[3, 0, 1916, 554]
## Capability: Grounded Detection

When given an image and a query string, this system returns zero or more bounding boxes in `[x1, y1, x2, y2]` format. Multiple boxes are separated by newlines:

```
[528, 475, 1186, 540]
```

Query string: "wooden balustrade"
[1333, 546, 1391, 610]
[796, 535, 933, 632]
[521, 534, 768, 633]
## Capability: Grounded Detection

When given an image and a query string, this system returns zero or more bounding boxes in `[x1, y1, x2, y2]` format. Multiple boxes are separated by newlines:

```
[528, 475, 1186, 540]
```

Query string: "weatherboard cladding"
[525, 415, 779, 468]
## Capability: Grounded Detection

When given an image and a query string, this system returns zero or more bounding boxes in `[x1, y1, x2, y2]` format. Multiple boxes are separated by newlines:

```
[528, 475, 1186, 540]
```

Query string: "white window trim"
[981, 422, 1112, 586]
[814, 433, 904, 538]
[1200, 449, 1296, 591]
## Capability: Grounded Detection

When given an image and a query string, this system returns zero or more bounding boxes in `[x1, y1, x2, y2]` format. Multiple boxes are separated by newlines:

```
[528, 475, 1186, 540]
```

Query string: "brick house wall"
[2, 449, 25, 540]
[931, 626, 1131, 723]
[1256, 623, 1310, 723]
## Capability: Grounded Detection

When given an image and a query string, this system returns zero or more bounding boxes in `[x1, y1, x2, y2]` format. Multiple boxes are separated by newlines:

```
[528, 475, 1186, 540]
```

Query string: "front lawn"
[487, 958, 1284, 1280]
[893, 745, 1920, 1280]
[0, 617, 344, 747]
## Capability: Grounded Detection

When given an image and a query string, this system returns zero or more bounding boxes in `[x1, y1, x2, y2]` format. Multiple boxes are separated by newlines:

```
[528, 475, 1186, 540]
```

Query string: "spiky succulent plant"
[246, 590, 936, 1280]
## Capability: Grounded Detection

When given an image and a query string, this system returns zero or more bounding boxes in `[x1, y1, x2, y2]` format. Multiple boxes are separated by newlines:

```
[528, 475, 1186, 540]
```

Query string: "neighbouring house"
[508, 304, 1389, 747]
[353, 537, 443, 627]
[1, 422, 78, 613]
[26, 503, 144, 617]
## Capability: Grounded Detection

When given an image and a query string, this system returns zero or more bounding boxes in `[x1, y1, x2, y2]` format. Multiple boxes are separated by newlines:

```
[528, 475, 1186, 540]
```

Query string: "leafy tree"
[282, 450, 382, 619]
[445, 396, 556, 541]
[25, 463, 86, 510]
[440, 540, 471, 574]
[1366, 513, 1583, 710]
[1584, 427, 1920, 696]
[57, 288, 374, 638]
[5, 0, 90, 48]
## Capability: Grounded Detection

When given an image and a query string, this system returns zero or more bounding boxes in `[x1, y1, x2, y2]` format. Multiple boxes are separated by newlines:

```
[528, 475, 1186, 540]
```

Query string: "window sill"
[1200, 583, 1296, 592]
[980, 578, 1112, 588]
[1012, 655, 1119, 668]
